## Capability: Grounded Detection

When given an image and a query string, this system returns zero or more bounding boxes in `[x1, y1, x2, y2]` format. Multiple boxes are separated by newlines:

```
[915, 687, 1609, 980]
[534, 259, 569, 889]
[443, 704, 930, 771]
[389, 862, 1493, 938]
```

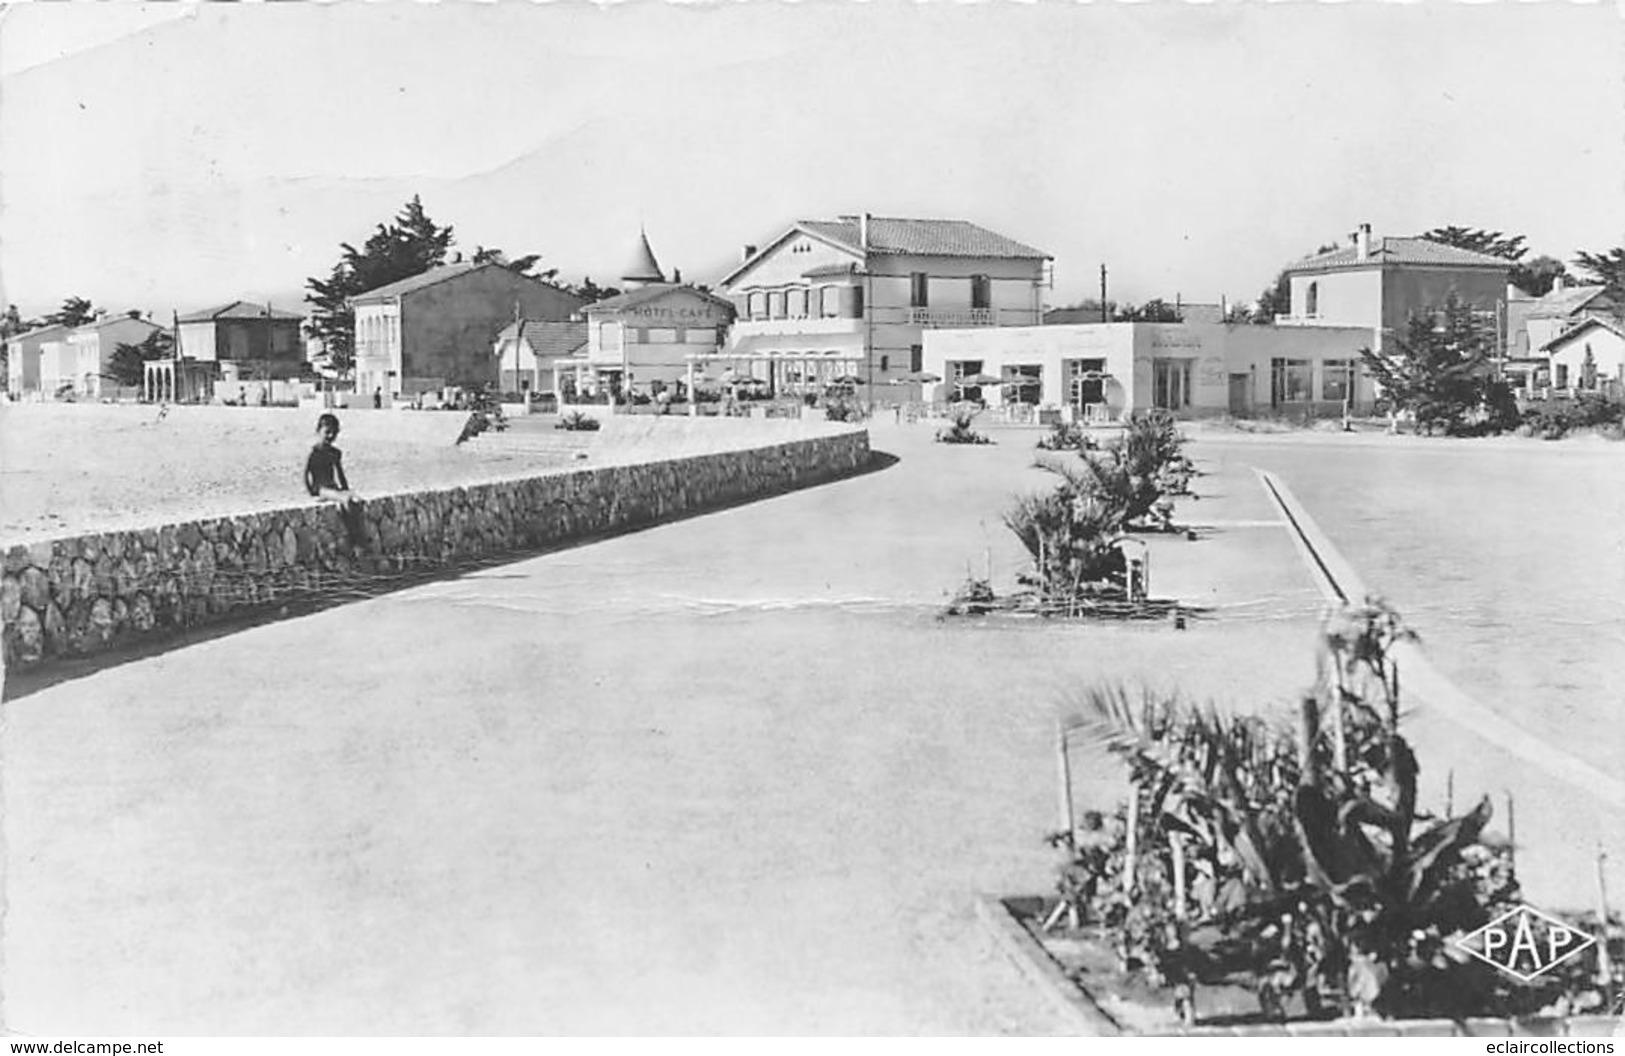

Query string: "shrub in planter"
[1004, 458, 1130, 607]
[1037, 420, 1092, 451]
[556, 410, 602, 431]
[825, 397, 862, 423]
[1046, 600, 1612, 1022]
[937, 409, 993, 445]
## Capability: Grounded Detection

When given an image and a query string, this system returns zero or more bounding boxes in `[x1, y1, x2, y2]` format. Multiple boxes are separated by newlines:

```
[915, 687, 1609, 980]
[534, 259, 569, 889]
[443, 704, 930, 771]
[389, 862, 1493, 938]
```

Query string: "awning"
[700, 333, 865, 361]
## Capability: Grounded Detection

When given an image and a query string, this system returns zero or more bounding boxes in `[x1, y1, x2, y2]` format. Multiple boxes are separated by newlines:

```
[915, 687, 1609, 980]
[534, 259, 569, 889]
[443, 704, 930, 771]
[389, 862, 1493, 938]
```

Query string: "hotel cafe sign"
[611, 302, 722, 323]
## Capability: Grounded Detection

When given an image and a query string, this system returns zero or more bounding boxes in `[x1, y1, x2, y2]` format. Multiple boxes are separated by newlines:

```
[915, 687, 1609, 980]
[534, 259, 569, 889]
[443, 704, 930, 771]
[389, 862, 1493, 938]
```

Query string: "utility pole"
[1099, 265, 1109, 323]
[171, 308, 181, 403]
[512, 299, 524, 411]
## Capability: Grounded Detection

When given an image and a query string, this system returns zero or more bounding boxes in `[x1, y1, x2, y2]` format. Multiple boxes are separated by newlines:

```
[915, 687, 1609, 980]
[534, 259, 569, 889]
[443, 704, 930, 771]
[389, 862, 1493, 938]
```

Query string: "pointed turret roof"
[621, 230, 666, 287]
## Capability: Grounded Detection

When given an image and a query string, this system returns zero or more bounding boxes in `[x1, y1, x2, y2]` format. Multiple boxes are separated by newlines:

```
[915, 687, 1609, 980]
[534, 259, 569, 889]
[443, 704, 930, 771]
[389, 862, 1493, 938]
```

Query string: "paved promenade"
[0, 422, 1613, 1034]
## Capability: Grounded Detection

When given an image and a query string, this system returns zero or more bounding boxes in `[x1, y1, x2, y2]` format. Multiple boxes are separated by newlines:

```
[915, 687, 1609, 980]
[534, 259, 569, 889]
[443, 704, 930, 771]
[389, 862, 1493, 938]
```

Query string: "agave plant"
[1057, 599, 1521, 1020]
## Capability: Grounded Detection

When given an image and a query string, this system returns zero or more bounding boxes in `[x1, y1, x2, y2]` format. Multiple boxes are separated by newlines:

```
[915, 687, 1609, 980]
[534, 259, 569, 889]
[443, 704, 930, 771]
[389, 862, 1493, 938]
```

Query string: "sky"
[1, 1, 1622, 321]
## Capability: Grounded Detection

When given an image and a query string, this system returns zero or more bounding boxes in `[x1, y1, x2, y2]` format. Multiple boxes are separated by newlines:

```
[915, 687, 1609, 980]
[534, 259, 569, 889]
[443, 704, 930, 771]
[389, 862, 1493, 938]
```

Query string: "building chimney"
[1355, 223, 1372, 262]
[860, 213, 871, 251]
[742, 244, 757, 262]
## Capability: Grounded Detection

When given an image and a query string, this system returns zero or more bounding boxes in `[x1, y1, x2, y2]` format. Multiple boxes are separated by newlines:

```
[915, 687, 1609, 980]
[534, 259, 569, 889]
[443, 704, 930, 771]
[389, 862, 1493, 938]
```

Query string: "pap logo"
[1456, 905, 1597, 981]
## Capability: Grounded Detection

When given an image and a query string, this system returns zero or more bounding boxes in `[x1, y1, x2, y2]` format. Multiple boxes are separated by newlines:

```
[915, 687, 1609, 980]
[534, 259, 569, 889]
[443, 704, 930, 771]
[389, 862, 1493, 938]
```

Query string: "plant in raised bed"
[1048, 599, 1567, 1023]
[1036, 420, 1094, 452]
[936, 409, 993, 445]
[1003, 457, 1130, 612]
[555, 410, 602, 432]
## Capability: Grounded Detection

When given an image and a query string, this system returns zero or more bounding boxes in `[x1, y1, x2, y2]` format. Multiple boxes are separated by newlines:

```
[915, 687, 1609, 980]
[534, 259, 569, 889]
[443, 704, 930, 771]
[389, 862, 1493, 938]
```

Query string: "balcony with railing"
[906, 307, 998, 328]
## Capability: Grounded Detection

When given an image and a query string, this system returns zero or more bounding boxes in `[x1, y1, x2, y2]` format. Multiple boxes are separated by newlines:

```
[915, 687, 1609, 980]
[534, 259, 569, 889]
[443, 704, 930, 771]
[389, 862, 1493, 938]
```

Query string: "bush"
[1004, 461, 1129, 605]
[555, 410, 601, 431]
[936, 409, 992, 445]
[1048, 600, 1602, 1022]
[825, 397, 862, 423]
[1036, 420, 1091, 451]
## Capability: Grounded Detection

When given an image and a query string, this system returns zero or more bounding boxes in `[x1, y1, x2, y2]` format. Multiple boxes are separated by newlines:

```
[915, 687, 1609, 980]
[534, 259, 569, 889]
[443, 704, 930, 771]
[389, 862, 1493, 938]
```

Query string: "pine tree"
[1573, 247, 1625, 303]
[304, 195, 455, 378]
[1359, 294, 1496, 435]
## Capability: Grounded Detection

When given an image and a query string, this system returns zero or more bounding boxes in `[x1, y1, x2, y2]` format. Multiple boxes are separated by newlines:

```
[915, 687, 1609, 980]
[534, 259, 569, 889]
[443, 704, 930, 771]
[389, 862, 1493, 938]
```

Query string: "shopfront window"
[1270, 358, 1312, 405]
[1153, 358, 1192, 410]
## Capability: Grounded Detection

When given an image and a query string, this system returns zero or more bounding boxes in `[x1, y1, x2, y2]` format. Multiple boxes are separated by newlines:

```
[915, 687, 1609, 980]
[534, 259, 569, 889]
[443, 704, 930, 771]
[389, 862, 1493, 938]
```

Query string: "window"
[1270, 358, 1312, 405]
[1556, 363, 1570, 388]
[747, 292, 766, 320]
[645, 328, 677, 343]
[1153, 358, 1192, 410]
[768, 291, 785, 319]
[1306, 282, 1319, 317]
[851, 285, 865, 319]
[1321, 359, 1354, 403]
[1004, 364, 1042, 405]
[790, 289, 808, 318]
[820, 286, 840, 318]
[682, 328, 715, 345]
[880, 355, 890, 372]
[910, 272, 929, 308]
[910, 345, 923, 372]
[970, 274, 991, 310]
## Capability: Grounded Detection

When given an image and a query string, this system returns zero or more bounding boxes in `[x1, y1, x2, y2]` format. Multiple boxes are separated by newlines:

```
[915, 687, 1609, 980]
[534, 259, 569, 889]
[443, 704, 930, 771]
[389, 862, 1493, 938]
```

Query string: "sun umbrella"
[893, 371, 942, 384]
[830, 374, 866, 386]
[958, 372, 1003, 386]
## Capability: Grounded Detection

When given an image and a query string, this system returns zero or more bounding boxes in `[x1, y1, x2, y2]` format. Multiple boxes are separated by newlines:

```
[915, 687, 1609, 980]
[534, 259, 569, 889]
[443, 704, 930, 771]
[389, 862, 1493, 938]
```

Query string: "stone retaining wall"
[1, 428, 869, 670]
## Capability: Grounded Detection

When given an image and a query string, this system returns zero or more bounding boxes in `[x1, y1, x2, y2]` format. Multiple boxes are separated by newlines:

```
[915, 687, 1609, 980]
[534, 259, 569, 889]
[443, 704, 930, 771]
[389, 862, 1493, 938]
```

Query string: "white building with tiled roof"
[4, 322, 71, 395]
[1277, 223, 1511, 351]
[713, 214, 1050, 396]
[1539, 315, 1625, 395]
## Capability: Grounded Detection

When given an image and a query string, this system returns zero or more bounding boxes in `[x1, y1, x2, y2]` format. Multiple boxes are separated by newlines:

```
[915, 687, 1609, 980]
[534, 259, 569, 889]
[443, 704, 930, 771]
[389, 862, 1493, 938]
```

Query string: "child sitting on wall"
[304, 413, 366, 544]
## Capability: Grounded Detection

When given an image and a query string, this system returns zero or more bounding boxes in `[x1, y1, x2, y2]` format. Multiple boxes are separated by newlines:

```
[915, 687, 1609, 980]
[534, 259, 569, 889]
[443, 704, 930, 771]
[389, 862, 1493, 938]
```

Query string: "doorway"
[1228, 373, 1252, 415]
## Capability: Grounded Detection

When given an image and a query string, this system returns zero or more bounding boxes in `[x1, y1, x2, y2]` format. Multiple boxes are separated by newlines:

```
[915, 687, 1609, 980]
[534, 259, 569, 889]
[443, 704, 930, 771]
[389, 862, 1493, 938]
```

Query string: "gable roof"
[1538, 315, 1625, 353]
[494, 319, 588, 358]
[74, 315, 164, 335]
[349, 262, 574, 305]
[1526, 284, 1610, 319]
[582, 284, 735, 315]
[1286, 237, 1512, 274]
[178, 301, 304, 323]
[3, 322, 71, 345]
[720, 215, 1050, 287]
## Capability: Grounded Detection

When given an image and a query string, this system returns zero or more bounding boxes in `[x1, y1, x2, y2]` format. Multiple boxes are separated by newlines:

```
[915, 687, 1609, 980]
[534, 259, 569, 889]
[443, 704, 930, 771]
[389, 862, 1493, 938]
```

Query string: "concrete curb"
[973, 895, 1121, 1036]
[977, 895, 1623, 1037]
[1253, 468, 1625, 812]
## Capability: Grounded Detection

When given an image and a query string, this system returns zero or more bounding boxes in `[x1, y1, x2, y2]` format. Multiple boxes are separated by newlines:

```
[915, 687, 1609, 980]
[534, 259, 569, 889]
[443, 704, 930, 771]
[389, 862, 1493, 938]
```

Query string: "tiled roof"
[495, 319, 587, 358]
[1286, 237, 1512, 273]
[1526, 284, 1608, 318]
[583, 284, 735, 314]
[1539, 315, 1625, 352]
[178, 301, 304, 323]
[802, 216, 1050, 260]
[349, 262, 484, 304]
[3, 322, 71, 344]
[78, 315, 164, 333]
